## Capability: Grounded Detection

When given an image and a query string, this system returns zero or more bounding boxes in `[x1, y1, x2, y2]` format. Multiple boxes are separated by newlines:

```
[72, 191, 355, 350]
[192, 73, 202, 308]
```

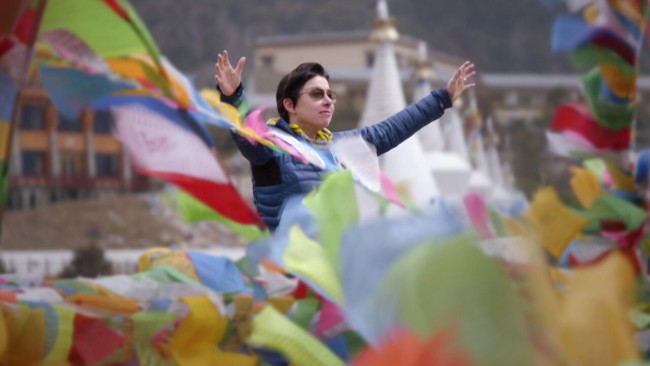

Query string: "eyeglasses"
[299, 88, 337, 103]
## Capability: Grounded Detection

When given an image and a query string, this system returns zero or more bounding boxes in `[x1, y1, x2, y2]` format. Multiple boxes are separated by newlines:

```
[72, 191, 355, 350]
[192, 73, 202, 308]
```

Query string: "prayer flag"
[353, 327, 473, 366]
[110, 100, 262, 226]
[176, 191, 269, 242]
[41, 0, 160, 60]
[248, 305, 346, 366]
[550, 102, 631, 150]
[570, 166, 607, 208]
[526, 187, 588, 258]
[582, 67, 635, 130]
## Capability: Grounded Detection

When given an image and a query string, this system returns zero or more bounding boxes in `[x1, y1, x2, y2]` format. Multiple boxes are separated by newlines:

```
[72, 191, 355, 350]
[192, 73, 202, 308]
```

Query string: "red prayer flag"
[70, 315, 125, 365]
[549, 102, 631, 150]
[112, 102, 263, 226]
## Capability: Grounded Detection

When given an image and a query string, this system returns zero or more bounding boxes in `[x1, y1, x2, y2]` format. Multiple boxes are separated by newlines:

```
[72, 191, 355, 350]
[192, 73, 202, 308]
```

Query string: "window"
[93, 110, 113, 134]
[366, 52, 374, 68]
[57, 113, 83, 132]
[19, 105, 46, 130]
[60, 152, 84, 177]
[261, 55, 274, 69]
[21, 150, 47, 176]
[504, 92, 518, 107]
[95, 153, 119, 177]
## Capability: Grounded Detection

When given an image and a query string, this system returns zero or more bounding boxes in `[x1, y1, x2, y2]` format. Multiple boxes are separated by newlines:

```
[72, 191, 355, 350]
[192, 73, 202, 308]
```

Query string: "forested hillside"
[132, 0, 649, 82]
[129, 0, 650, 201]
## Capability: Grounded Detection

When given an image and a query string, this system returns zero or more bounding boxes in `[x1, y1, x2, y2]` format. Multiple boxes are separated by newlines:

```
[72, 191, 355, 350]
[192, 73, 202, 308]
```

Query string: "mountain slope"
[131, 0, 649, 80]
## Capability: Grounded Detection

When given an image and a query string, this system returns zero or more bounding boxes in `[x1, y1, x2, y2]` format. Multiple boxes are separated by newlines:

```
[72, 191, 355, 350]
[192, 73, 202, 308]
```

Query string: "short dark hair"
[276, 62, 330, 121]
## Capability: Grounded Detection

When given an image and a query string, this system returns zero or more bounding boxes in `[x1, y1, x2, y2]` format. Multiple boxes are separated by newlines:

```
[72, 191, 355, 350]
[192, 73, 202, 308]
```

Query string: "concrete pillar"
[122, 153, 132, 188]
[86, 112, 96, 178]
[11, 128, 21, 175]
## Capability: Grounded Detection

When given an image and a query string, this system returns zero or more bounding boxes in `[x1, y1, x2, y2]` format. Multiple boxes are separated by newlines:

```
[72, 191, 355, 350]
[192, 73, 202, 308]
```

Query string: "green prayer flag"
[376, 235, 535, 365]
[176, 190, 269, 242]
[132, 265, 206, 289]
[133, 311, 178, 366]
[41, 0, 161, 60]
[571, 45, 635, 75]
[291, 298, 321, 330]
[582, 67, 635, 130]
[579, 195, 647, 231]
[303, 171, 359, 272]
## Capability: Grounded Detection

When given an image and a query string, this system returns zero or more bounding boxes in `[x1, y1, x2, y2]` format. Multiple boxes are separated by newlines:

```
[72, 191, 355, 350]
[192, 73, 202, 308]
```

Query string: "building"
[481, 73, 650, 126]
[246, 25, 464, 132]
[247, 20, 650, 133]
[7, 83, 149, 210]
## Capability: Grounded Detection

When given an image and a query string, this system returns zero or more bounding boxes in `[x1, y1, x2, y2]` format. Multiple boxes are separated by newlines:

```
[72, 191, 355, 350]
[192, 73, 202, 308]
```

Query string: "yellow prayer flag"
[525, 187, 588, 258]
[284, 225, 344, 304]
[607, 0, 645, 26]
[527, 248, 640, 365]
[0, 307, 45, 366]
[200, 89, 243, 127]
[605, 159, 636, 192]
[107, 56, 158, 84]
[570, 166, 607, 209]
[248, 306, 345, 366]
[0, 307, 7, 361]
[0, 122, 10, 161]
[170, 295, 257, 366]
[138, 247, 172, 272]
[268, 296, 296, 314]
[149, 251, 200, 281]
[600, 63, 637, 99]
[558, 253, 639, 364]
[43, 306, 75, 363]
[583, 4, 599, 24]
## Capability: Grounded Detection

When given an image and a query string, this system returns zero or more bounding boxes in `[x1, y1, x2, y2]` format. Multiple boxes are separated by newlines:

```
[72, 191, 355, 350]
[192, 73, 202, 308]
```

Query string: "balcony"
[9, 175, 150, 191]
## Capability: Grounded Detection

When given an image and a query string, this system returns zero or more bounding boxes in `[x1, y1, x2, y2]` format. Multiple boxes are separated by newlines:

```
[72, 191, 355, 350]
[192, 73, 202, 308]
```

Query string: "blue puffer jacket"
[223, 86, 452, 231]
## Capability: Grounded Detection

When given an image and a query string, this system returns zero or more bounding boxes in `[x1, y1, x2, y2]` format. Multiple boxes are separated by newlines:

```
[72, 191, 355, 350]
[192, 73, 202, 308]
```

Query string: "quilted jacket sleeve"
[337, 88, 452, 156]
[220, 84, 274, 166]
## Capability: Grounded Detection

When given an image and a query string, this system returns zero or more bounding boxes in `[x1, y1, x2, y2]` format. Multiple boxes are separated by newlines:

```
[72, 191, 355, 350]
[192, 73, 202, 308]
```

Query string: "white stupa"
[359, 0, 439, 210]
[412, 42, 472, 198]
[484, 117, 522, 206]
[444, 106, 470, 162]
[414, 42, 444, 153]
[485, 117, 506, 188]
[463, 91, 493, 197]
[467, 128, 493, 197]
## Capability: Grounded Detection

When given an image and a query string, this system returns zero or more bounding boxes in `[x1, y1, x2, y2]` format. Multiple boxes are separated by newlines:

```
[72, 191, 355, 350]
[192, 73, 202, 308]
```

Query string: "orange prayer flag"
[600, 63, 637, 99]
[65, 293, 140, 315]
[353, 327, 473, 366]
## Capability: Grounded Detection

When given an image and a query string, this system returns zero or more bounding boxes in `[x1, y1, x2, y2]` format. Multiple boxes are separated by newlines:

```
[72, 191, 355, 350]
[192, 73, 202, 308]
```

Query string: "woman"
[215, 50, 476, 231]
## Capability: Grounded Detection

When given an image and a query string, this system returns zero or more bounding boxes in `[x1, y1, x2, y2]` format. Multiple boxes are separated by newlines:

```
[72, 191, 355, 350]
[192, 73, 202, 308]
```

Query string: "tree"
[60, 244, 113, 278]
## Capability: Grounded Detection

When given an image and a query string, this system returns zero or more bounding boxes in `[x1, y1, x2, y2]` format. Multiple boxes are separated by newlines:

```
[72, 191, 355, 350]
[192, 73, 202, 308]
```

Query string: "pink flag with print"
[112, 103, 263, 226]
[463, 192, 493, 239]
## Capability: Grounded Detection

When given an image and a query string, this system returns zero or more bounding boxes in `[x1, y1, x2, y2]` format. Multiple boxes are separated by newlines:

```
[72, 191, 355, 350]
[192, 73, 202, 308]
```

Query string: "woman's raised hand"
[214, 50, 246, 97]
[446, 61, 477, 101]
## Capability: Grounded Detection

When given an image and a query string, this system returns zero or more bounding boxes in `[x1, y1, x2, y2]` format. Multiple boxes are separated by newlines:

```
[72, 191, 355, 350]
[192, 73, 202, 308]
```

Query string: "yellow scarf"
[288, 123, 333, 143]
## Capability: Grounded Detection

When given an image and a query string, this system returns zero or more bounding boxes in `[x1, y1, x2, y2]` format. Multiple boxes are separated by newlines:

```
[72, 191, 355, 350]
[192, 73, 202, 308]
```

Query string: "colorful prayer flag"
[110, 99, 262, 226]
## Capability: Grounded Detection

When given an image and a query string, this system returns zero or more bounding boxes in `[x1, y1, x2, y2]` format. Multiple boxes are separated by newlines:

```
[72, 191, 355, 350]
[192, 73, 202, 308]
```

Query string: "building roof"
[255, 30, 419, 48]
[254, 29, 463, 65]
[482, 73, 650, 91]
